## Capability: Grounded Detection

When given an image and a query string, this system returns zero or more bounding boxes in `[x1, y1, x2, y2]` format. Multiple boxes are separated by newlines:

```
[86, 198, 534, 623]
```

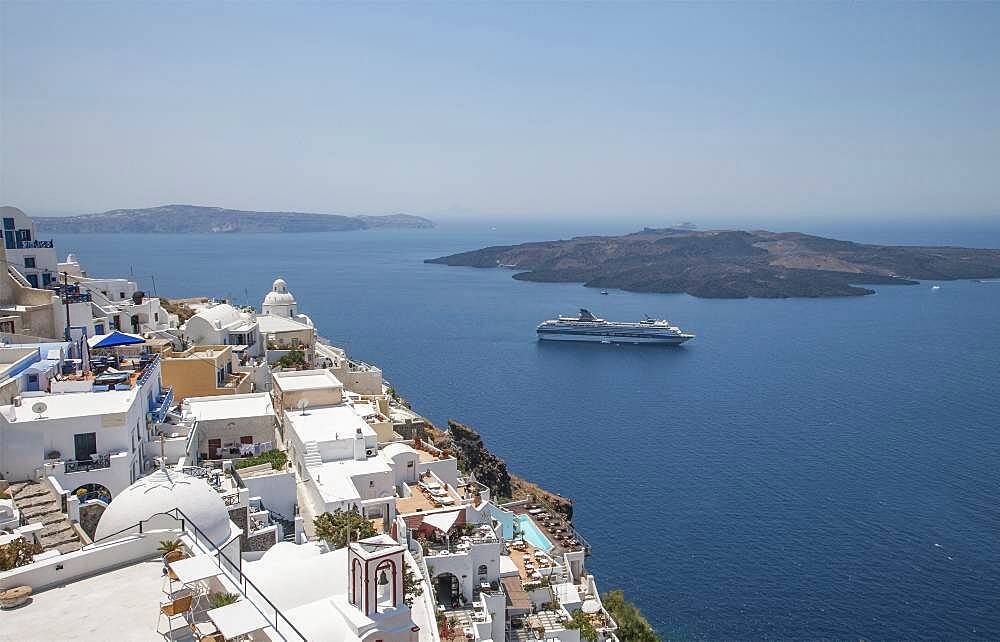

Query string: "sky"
[1, 2, 999, 223]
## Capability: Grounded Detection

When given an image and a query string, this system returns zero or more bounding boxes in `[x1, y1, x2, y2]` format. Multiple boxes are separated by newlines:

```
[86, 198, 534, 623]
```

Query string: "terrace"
[506, 540, 558, 584]
[510, 504, 589, 555]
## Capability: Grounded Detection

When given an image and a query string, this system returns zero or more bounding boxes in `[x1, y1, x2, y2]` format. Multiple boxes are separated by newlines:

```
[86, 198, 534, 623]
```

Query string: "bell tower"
[347, 535, 406, 616]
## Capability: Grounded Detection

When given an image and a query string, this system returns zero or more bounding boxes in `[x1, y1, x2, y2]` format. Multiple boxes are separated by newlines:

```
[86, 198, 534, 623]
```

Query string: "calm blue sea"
[53, 221, 1000, 640]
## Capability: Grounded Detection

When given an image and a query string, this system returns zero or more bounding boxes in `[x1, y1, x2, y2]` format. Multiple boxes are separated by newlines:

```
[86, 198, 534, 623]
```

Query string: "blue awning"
[87, 330, 145, 349]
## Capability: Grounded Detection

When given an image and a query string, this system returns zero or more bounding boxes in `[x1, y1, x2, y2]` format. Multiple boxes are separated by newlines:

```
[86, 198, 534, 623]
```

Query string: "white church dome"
[263, 278, 296, 306]
[95, 468, 233, 546]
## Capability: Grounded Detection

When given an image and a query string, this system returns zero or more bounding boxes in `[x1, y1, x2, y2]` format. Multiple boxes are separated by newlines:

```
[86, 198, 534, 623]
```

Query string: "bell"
[378, 569, 389, 586]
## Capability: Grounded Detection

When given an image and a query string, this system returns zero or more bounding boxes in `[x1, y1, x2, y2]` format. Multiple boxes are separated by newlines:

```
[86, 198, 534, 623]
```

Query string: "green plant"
[208, 592, 240, 608]
[0, 537, 42, 571]
[402, 563, 424, 607]
[313, 508, 376, 549]
[233, 449, 288, 470]
[602, 590, 660, 642]
[274, 349, 307, 369]
[156, 539, 184, 555]
[564, 609, 599, 642]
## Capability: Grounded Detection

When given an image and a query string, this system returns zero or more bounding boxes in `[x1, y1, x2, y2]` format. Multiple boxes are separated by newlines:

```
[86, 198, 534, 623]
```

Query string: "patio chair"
[190, 621, 224, 642]
[158, 593, 193, 638]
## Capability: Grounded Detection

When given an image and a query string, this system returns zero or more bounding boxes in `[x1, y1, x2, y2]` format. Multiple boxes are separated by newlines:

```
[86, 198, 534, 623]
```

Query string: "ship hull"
[537, 331, 692, 345]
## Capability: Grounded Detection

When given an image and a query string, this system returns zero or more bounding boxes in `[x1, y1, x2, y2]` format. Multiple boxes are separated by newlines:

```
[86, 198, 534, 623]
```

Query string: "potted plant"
[157, 539, 185, 562]
[208, 592, 240, 608]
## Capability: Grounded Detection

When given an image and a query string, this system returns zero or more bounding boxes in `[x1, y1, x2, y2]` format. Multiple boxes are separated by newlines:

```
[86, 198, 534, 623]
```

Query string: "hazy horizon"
[2, 2, 999, 220]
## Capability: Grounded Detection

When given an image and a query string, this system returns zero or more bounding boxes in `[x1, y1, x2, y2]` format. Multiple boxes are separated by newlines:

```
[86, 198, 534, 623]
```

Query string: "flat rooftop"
[272, 369, 342, 393]
[311, 457, 391, 503]
[184, 392, 275, 421]
[1, 387, 139, 422]
[284, 403, 375, 445]
[0, 559, 192, 642]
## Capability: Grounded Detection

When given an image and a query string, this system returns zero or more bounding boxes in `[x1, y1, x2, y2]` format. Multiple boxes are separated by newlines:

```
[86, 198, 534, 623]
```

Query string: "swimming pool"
[516, 514, 554, 552]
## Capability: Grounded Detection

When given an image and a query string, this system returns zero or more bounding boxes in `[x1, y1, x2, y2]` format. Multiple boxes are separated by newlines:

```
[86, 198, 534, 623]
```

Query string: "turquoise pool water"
[517, 514, 554, 552]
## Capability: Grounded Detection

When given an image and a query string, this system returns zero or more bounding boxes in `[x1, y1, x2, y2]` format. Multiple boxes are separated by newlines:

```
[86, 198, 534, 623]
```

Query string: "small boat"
[600, 289, 609, 295]
[931, 285, 941, 291]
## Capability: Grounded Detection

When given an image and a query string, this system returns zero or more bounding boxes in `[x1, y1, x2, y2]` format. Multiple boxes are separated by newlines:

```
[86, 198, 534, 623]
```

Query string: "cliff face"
[444, 420, 512, 500]
[426, 228, 1000, 299]
[440, 420, 573, 519]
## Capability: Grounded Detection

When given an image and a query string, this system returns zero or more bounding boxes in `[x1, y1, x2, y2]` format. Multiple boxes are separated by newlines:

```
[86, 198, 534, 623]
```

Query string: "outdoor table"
[170, 556, 224, 585]
[169, 556, 224, 609]
[207, 601, 270, 640]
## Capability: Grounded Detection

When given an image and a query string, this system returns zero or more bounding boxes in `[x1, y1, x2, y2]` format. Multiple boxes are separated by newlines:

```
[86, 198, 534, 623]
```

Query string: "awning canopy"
[422, 510, 461, 534]
[88, 331, 145, 349]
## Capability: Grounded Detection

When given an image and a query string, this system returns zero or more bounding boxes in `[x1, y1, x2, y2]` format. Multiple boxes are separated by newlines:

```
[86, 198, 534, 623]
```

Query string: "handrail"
[88, 506, 308, 640]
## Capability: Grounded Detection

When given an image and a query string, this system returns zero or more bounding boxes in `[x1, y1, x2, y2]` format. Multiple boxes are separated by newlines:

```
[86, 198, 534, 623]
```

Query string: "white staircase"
[302, 441, 322, 467]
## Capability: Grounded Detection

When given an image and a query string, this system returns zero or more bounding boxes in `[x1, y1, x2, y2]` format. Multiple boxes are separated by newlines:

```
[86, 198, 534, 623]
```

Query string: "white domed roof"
[263, 278, 296, 306]
[95, 468, 233, 546]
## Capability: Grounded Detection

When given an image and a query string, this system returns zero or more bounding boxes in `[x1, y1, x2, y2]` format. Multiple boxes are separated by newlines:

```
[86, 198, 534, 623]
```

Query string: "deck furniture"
[169, 555, 225, 611]
[0, 585, 32, 609]
[158, 593, 194, 638]
[206, 600, 270, 641]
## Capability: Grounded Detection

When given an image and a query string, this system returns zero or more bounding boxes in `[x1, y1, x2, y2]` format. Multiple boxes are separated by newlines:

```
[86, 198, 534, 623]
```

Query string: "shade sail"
[422, 510, 461, 534]
[87, 330, 145, 348]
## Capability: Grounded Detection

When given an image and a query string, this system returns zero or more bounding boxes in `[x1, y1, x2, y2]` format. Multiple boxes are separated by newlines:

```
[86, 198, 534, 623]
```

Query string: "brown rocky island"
[427, 228, 1000, 299]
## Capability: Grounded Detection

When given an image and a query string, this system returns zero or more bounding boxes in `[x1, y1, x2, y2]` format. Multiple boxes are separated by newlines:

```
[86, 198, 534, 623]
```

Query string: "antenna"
[31, 401, 48, 420]
[297, 398, 310, 416]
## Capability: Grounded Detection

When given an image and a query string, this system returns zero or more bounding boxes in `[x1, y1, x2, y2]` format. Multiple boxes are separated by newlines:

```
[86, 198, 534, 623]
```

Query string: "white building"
[183, 303, 262, 357]
[180, 392, 278, 461]
[0, 206, 58, 289]
[0, 353, 168, 499]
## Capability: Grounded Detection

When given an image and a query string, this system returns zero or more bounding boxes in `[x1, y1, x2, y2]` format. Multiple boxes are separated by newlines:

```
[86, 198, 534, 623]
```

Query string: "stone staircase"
[7, 480, 84, 554]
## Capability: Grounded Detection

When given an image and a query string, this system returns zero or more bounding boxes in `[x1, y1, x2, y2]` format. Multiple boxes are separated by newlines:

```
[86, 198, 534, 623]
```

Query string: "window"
[3, 231, 13, 249]
[240, 436, 253, 444]
[154, 312, 159, 322]
[24, 257, 35, 269]
[73, 432, 97, 462]
[2, 217, 14, 230]
[406, 461, 414, 468]
[119, 291, 125, 299]
[42, 273, 51, 286]
[26, 274, 38, 288]
[94, 323, 105, 334]
[478, 564, 488, 577]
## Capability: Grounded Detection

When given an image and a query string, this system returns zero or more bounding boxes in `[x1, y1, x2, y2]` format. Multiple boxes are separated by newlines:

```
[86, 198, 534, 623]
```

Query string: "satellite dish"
[296, 398, 310, 415]
[32, 401, 48, 419]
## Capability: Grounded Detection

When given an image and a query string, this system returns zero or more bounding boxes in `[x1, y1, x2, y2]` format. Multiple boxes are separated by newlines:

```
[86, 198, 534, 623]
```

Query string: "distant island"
[426, 228, 1000, 299]
[35, 204, 434, 234]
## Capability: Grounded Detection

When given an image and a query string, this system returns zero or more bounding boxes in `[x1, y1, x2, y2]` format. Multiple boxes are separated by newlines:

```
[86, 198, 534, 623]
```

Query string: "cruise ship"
[536, 309, 694, 345]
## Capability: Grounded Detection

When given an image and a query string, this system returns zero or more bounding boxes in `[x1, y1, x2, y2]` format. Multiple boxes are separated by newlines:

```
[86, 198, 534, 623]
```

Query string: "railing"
[16, 239, 54, 249]
[89, 507, 308, 641]
[149, 385, 173, 423]
[222, 492, 241, 507]
[64, 454, 111, 473]
[136, 355, 160, 387]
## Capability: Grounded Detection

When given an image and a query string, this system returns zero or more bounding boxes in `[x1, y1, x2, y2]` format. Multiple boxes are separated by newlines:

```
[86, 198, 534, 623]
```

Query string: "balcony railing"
[136, 355, 161, 387]
[15, 239, 54, 249]
[149, 385, 173, 423]
[64, 454, 111, 473]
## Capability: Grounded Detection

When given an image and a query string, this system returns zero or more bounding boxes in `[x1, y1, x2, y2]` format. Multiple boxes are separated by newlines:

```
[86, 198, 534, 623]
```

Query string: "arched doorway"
[434, 573, 461, 608]
[73, 483, 112, 540]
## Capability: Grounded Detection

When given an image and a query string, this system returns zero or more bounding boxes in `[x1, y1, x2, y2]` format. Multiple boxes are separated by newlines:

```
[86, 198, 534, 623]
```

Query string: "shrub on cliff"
[603, 590, 660, 641]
